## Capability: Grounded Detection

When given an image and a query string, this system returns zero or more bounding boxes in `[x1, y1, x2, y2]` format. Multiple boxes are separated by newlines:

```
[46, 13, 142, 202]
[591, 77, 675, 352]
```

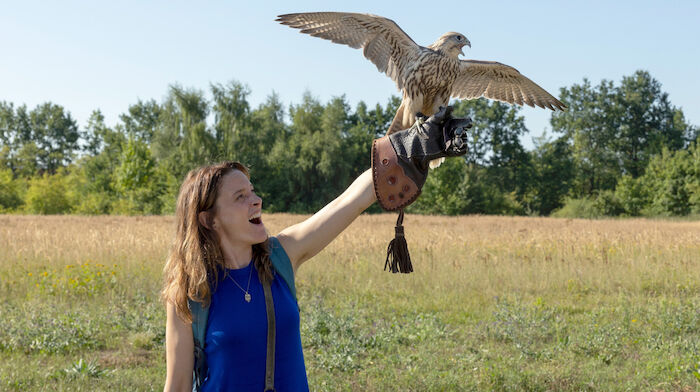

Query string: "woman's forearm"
[277, 169, 376, 268]
[333, 169, 376, 216]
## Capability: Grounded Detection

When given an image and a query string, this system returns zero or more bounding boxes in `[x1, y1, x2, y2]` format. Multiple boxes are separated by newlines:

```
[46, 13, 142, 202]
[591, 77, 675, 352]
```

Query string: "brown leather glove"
[372, 106, 472, 211]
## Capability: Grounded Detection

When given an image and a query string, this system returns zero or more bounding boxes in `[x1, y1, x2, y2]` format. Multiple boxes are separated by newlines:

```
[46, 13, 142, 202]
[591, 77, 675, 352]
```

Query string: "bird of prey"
[277, 12, 566, 143]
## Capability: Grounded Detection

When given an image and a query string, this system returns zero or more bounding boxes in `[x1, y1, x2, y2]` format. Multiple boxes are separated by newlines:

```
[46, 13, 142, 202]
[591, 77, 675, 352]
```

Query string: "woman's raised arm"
[277, 169, 376, 271]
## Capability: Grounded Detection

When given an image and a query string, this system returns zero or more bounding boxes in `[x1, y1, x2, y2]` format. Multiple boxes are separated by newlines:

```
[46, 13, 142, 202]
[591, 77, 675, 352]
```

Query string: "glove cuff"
[371, 136, 421, 211]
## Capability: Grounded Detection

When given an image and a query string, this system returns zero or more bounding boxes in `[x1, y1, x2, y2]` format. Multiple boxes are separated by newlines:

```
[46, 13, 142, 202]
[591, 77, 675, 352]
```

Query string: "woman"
[161, 161, 376, 391]
[161, 107, 468, 391]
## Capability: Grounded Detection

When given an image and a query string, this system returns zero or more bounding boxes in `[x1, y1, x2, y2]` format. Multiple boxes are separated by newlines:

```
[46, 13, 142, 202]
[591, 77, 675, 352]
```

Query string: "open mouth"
[249, 217, 262, 225]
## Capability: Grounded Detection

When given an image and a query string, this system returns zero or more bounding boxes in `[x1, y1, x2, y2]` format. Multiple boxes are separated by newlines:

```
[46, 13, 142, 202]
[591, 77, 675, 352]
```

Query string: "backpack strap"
[262, 278, 276, 392]
[188, 298, 209, 391]
[268, 236, 297, 302]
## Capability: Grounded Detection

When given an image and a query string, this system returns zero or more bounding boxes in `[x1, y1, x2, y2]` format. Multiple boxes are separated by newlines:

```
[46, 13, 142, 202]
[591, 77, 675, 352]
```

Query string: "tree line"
[0, 70, 698, 217]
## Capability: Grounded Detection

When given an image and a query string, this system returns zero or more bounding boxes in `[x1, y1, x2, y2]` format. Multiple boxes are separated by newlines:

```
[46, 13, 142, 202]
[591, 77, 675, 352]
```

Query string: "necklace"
[227, 264, 253, 303]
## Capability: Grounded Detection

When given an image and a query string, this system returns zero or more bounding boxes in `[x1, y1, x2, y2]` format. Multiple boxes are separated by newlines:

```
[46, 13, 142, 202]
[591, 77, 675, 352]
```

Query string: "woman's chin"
[252, 222, 268, 241]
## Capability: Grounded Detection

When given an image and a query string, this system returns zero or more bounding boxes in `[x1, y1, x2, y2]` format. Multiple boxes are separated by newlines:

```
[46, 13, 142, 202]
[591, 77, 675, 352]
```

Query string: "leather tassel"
[384, 209, 413, 273]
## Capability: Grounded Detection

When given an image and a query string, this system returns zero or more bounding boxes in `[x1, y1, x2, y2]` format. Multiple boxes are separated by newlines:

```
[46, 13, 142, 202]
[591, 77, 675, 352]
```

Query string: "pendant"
[244, 293, 251, 302]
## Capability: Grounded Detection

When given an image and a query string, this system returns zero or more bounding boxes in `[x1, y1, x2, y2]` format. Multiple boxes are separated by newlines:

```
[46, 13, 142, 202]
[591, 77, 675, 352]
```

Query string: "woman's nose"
[252, 194, 262, 206]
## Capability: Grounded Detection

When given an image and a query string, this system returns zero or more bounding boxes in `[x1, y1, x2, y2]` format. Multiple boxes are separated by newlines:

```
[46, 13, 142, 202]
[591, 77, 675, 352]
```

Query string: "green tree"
[613, 141, 700, 216]
[0, 102, 32, 175]
[247, 93, 290, 211]
[347, 99, 396, 161]
[613, 71, 691, 177]
[113, 136, 164, 214]
[211, 81, 252, 161]
[25, 171, 72, 214]
[526, 134, 575, 215]
[551, 71, 694, 197]
[65, 110, 128, 214]
[83, 110, 110, 156]
[12, 142, 42, 178]
[0, 169, 24, 212]
[116, 137, 154, 191]
[319, 96, 355, 188]
[614, 175, 648, 216]
[279, 93, 348, 211]
[63, 164, 115, 215]
[28, 103, 82, 174]
[643, 147, 696, 216]
[451, 99, 533, 213]
[410, 158, 471, 215]
[152, 85, 215, 181]
[551, 78, 619, 196]
[119, 99, 162, 142]
[411, 158, 526, 216]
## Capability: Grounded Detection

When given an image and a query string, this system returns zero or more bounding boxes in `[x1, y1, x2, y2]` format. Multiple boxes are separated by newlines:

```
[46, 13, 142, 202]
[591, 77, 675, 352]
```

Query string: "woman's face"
[211, 170, 267, 248]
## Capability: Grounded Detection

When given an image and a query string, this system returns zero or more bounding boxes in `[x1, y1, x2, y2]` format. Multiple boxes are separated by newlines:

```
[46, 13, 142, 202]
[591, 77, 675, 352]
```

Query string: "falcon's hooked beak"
[460, 40, 471, 57]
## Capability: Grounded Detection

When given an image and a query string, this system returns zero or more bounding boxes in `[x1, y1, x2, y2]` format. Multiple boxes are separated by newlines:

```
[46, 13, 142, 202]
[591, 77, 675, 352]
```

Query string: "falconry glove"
[371, 106, 472, 273]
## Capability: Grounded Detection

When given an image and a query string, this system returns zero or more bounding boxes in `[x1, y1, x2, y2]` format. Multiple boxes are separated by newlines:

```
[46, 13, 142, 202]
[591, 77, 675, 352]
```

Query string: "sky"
[1, 0, 698, 150]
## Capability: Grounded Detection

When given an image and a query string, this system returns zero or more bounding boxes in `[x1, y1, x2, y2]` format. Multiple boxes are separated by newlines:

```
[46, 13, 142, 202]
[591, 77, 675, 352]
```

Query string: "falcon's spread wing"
[452, 60, 566, 111]
[276, 12, 422, 91]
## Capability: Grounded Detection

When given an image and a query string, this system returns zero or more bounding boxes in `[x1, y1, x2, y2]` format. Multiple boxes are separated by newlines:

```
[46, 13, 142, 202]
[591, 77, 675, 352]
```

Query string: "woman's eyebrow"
[232, 185, 252, 196]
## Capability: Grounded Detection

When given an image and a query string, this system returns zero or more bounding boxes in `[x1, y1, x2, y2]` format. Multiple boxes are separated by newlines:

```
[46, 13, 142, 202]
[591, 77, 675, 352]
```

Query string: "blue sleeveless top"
[201, 245, 309, 391]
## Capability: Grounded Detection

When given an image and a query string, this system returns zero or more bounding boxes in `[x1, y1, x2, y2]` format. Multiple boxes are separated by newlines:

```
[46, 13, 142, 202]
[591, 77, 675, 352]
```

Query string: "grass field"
[0, 214, 698, 391]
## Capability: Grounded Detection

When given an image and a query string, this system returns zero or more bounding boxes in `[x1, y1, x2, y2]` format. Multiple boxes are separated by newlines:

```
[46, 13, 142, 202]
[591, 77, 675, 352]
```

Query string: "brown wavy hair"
[161, 161, 274, 323]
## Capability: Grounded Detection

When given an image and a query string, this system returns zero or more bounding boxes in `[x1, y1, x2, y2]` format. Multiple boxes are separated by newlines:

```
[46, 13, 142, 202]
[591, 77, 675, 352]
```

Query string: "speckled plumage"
[277, 12, 566, 167]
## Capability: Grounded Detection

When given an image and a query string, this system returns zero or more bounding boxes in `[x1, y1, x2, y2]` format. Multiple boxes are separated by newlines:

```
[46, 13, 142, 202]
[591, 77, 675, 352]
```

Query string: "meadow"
[0, 214, 698, 391]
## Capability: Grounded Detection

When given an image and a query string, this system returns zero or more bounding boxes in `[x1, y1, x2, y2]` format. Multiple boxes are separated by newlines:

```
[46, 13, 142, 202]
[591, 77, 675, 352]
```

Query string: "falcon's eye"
[456, 36, 462, 41]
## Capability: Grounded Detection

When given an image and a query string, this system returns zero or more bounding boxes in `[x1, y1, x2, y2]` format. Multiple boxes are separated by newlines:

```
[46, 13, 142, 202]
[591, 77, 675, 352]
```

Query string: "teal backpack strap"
[188, 298, 209, 392]
[268, 236, 297, 301]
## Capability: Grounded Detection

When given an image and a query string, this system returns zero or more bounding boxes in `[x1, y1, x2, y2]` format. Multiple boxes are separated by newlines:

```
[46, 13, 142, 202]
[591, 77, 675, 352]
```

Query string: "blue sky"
[1, 1, 698, 150]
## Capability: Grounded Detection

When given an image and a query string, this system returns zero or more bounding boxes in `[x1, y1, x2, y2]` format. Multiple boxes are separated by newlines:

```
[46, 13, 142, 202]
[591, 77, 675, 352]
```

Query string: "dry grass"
[2, 213, 699, 299]
[298, 214, 700, 319]
[0, 215, 173, 268]
[1, 214, 699, 391]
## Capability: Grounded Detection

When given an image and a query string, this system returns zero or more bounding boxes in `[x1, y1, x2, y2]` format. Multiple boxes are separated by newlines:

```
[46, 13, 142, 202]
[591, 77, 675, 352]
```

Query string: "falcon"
[277, 12, 566, 138]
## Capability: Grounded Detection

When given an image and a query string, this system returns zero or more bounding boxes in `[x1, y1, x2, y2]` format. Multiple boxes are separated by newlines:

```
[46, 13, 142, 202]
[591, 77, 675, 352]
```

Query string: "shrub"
[594, 189, 624, 216]
[0, 169, 23, 212]
[71, 192, 114, 215]
[24, 172, 72, 214]
[552, 197, 602, 218]
[614, 175, 648, 216]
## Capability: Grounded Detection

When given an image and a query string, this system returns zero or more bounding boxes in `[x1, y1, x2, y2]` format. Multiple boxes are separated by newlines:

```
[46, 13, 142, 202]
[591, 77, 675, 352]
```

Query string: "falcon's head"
[430, 32, 471, 58]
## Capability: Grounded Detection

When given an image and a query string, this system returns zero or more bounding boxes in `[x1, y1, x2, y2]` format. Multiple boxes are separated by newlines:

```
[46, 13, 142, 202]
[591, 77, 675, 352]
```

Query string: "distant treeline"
[0, 70, 698, 217]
